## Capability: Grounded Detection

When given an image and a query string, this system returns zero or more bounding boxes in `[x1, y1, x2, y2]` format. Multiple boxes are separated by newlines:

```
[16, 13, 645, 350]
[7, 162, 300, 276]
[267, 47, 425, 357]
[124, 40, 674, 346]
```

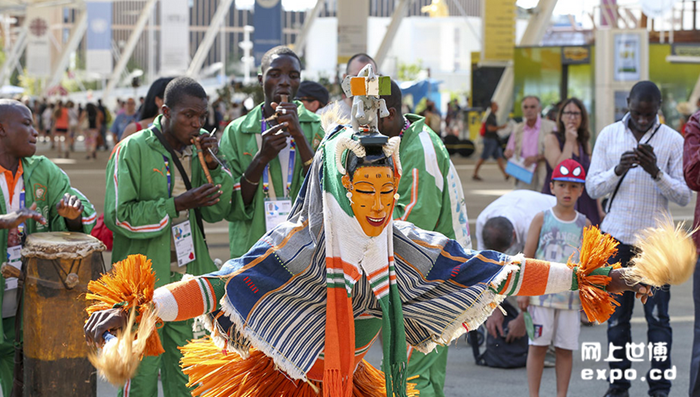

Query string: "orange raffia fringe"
[85, 254, 164, 357]
[568, 226, 622, 324]
[179, 337, 419, 397]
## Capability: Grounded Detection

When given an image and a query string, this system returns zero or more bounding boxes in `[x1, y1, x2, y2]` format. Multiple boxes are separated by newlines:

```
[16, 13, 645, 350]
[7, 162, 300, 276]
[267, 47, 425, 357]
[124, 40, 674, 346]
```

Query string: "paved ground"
[41, 138, 697, 397]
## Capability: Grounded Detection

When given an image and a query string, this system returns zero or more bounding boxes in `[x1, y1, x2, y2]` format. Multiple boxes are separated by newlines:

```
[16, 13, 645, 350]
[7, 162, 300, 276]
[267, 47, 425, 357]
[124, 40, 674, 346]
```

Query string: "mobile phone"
[639, 143, 653, 152]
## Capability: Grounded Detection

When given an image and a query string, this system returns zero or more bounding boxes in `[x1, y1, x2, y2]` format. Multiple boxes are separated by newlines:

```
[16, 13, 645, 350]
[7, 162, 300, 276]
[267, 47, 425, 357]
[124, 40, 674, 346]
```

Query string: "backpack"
[90, 213, 113, 251]
[469, 300, 528, 368]
[442, 135, 475, 158]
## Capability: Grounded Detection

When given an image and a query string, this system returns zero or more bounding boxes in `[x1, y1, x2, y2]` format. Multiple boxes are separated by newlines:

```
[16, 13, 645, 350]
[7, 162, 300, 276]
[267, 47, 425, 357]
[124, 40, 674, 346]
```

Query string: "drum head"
[22, 232, 106, 260]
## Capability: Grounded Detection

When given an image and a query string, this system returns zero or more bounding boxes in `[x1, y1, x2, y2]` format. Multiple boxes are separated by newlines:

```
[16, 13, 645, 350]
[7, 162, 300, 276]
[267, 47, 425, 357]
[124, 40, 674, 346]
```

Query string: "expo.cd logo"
[256, 0, 280, 8]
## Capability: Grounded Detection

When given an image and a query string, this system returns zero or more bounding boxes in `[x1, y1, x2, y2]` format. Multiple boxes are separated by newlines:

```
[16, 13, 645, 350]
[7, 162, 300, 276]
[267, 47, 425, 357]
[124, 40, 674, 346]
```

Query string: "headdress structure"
[341, 64, 389, 135]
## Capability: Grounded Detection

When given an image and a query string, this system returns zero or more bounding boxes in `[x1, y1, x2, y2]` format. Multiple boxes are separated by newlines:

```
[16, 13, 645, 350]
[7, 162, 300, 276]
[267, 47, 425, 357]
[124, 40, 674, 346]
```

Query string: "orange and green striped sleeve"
[492, 258, 614, 296]
[153, 276, 227, 322]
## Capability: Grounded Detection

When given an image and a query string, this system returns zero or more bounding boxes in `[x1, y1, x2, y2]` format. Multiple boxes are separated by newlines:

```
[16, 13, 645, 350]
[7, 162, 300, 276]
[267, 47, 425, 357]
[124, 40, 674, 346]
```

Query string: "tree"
[398, 60, 423, 81]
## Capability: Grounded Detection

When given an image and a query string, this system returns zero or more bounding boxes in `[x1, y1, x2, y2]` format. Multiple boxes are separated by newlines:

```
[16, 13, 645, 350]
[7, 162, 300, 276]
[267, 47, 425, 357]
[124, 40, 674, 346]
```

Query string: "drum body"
[21, 232, 105, 397]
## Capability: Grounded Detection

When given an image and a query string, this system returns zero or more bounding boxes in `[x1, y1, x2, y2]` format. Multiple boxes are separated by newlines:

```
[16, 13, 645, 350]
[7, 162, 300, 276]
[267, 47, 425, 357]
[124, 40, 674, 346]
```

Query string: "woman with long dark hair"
[120, 77, 174, 140]
[80, 102, 102, 159]
[542, 97, 603, 225]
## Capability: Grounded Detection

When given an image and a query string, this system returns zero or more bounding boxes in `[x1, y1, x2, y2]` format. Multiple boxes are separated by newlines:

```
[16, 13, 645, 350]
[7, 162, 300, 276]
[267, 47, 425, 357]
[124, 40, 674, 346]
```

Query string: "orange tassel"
[179, 337, 417, 397]
[86, 254, 164, 356]
[568, 226, 622, 324]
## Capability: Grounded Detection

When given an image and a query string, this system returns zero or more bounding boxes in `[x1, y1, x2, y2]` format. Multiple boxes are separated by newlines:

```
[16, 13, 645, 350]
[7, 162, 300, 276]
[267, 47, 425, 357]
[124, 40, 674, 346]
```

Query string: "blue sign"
[86, 1, 112, 51]
[86, 1, 113, 74]
[253, 0, 283, 67]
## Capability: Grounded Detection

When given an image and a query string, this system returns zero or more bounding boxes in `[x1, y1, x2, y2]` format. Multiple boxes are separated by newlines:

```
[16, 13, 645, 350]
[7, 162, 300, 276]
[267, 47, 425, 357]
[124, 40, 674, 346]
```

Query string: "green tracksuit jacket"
[104, 116, 233, 287]
[395, 114, 471, 397]
[220, 101, 324, 257]
[394, 114, 471, 248]
[0, 155, 97, 337]
[0, 156, 97, 397]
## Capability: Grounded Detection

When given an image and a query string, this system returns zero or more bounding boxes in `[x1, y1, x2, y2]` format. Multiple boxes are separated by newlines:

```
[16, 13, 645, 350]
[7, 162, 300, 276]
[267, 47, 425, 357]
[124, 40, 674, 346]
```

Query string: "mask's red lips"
[366, 216, 385, 227]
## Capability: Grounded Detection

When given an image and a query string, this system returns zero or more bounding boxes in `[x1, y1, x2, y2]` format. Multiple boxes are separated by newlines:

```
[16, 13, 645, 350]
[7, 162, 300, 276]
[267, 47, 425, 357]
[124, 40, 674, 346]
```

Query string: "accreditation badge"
[264, 198, 292, 232]
[4, 245, 22, 290]
[172, 220, 196, 267]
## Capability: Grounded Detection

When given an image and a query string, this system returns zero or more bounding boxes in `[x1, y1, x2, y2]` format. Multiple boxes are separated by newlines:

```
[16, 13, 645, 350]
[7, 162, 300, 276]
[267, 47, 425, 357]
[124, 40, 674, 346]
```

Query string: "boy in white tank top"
[518, 159, 591, 397]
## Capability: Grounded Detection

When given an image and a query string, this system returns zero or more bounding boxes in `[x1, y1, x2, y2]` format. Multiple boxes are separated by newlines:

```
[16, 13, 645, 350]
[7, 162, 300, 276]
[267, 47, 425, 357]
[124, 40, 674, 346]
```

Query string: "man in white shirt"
[587, 81, 691, 397]
[475, 189, 556, 254]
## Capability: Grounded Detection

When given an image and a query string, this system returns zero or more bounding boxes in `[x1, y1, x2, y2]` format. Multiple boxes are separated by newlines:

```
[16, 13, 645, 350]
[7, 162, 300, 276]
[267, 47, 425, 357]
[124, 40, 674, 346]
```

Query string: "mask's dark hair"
[260, 46, 302, 73]
[556, 97, 591, 155]
[628, 80, 662, 104]
[345, 142, 394, 181]
[482, 216, 514, 252]
[345, 53, 377, 75]
[163, 77, 207, 109]
[140, 77, 174, 120]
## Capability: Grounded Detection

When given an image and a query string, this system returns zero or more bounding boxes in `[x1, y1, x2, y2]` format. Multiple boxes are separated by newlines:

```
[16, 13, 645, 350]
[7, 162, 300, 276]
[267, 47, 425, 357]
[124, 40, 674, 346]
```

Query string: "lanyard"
[151, 125, 206, 241]
[261, 120, 296, 199]
[17, 187, 25, 235]
[162, 155, 172, 197]
[399, 118, 411, 138]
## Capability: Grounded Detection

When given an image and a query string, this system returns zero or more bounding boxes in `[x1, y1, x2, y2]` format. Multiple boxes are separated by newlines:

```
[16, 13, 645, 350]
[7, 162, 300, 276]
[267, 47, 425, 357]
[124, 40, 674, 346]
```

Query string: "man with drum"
[0, 99, 97, 396]
[104, 77, 233, 397]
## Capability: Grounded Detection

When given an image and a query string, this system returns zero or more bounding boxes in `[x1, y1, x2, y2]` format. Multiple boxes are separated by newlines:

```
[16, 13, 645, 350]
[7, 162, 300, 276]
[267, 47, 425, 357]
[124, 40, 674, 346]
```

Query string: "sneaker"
[649, 392, 669, 397]
[603, 388, 629, 397]
[472, 175, 483, 181]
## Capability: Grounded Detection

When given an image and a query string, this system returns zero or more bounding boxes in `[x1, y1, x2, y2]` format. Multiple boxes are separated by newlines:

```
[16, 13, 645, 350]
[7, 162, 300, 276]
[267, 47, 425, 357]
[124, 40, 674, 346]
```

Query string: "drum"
[21, 232, 106, 397]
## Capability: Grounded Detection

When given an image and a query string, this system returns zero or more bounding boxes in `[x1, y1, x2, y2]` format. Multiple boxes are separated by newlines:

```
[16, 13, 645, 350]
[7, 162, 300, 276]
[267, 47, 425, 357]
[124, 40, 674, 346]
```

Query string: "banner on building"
[253, 0, 283, 66]
[672, 43, 700, 57]
[613, 33, 641, 82]
[562, 46, 591, 65]
[26, 6, 52, 77]
[337, 0, 368, 65]
[160, 0, 190, 74]
[481, 0, 515, 63]
[87, 1, 113, 75]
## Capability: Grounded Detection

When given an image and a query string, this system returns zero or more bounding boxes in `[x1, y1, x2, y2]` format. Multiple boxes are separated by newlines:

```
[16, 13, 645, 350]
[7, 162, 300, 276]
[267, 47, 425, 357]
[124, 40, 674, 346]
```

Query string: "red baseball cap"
[552, 159, 586, 183]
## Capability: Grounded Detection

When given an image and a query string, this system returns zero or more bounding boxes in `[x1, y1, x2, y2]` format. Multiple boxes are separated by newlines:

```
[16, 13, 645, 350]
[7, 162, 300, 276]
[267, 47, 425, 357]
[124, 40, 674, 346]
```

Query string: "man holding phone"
[587, 81, 691, 397]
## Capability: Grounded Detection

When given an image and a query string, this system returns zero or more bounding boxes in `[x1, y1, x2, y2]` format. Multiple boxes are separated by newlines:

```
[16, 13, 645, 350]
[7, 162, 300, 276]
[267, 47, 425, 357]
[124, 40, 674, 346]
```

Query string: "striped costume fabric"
[153, 126, 583, 397]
